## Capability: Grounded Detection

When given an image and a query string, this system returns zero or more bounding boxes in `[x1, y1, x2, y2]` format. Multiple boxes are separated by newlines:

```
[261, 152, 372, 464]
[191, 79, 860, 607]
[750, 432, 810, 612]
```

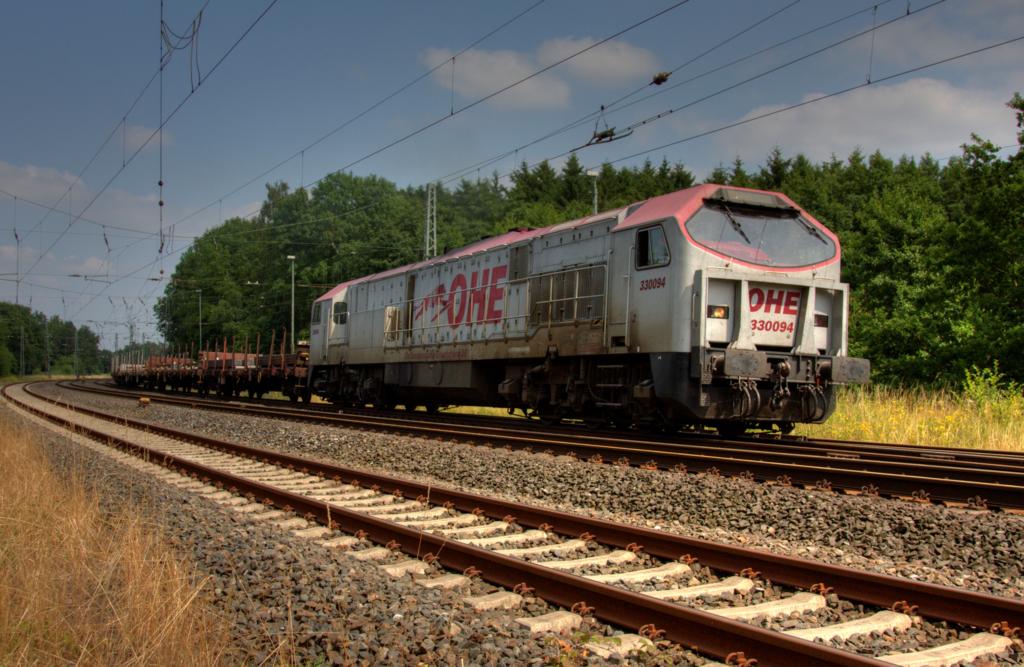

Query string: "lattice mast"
[424, 183, 437, 260]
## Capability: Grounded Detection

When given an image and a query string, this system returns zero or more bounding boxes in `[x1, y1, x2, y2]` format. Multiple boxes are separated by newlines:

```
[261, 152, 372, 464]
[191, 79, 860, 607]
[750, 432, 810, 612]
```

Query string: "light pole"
[195, 288, 202, 352]
[586, 169, 599, 215]
[287, 255, 296, 354]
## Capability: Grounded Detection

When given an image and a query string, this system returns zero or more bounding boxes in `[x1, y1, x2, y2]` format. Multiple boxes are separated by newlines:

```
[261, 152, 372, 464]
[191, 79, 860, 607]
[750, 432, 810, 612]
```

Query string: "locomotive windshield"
[685, 202, 836, 268]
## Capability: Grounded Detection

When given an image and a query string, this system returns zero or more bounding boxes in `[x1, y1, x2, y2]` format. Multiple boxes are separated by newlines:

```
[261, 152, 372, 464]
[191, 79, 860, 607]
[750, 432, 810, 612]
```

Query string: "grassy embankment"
[0, 373, 80, 385]
[0, 412, 228, 665]
[451, 369, 1024, 451]
[796, 382, 1024, 451]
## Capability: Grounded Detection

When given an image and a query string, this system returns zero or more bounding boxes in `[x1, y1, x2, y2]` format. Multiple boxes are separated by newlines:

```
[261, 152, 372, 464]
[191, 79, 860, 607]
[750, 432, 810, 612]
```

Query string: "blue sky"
[1, 0, 1022, 348]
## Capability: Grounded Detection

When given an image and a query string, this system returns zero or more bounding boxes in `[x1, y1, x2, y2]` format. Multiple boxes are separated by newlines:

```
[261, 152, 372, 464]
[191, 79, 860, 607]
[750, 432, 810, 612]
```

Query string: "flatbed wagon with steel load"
[111, 329, 311, 402]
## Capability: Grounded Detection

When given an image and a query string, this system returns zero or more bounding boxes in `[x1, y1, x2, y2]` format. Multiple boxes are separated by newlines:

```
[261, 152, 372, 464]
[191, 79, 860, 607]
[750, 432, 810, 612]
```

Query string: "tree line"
[0, 303, 108, 377]
[150, 94, 1022, 387]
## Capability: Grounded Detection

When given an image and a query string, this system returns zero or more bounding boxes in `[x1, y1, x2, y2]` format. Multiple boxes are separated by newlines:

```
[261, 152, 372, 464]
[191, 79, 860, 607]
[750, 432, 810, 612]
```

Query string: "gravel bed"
[621, 571, 712, 594]
[571, 552, 662, 576]
[749, 596, 871, 631]
[4, 401, 711, 666]
[836, 623, 1024, 664]
[691, 580, 783, 610]
[49, 385, 1024, 602]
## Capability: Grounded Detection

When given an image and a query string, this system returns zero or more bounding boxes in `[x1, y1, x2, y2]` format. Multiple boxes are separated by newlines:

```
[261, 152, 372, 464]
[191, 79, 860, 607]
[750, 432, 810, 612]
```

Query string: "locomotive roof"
[314, 184, 822, 303]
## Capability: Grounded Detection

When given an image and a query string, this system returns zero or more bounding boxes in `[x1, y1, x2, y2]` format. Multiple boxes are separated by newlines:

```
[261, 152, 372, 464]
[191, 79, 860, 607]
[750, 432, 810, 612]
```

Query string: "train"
[111, 334, 310, 400]
[303, 183, 869, 435]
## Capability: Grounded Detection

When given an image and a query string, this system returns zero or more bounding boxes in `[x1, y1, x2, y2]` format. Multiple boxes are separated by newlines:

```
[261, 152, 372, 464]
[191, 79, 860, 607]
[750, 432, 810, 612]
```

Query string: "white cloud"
[420, 37, 655, 110]
[422, 47, 569, 110]
[223, 199, 262, 222]
[0, 159, 160, 236]
[712, 78, 1020, 165]
[537, 37, 658, 84]
[67, 255, 111, 276]
[124, 124, 171, 154]
[870, 0, 1024, 72]
[0, 161, 77, 206]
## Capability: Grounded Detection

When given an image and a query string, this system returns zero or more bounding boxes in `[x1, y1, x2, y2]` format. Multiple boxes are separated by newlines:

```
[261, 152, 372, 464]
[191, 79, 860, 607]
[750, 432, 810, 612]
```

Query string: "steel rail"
[6, 382, 894, 666]
[60, 381, 1024, 510]
[16, 382, 1024, 635]
[85, 379, 1024, 467]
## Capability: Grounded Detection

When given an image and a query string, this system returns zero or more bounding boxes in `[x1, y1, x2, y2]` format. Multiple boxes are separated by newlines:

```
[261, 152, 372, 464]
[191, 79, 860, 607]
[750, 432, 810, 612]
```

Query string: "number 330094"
[639, 276, 666, 291]
[751, 319, 794, 333]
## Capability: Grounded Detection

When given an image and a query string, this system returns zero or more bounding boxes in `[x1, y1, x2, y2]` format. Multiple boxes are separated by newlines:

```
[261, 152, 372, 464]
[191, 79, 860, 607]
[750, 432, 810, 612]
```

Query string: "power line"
[68, 0, 686, 333]
[70, 0, 939, 321]
[325, 0, 695, 181]
[0, 186, 158, 237]
[435, 0, 897, 187]
[612, 0, 946, 138]
[20, 0, 215, 244]
[67, 193, 389, 324]
[75, 2, 555, 325]
[21, 0, 280, 281]
[474, 0, 947, 186]
[597, 34, 1024, 168]
[587, 0, 806, 127]
[168, 0, 548, 232]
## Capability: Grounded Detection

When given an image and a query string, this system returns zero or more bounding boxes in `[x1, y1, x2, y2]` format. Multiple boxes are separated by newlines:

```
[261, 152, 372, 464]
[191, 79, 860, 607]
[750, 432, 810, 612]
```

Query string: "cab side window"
[636, 225, 670, 269]
[333, 301, 348, 325]
[311, 303, 322, 324]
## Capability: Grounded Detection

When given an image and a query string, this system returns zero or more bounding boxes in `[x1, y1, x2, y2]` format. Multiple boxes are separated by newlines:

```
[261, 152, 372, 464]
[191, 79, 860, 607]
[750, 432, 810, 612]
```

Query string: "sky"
[1, 0, 1022, 350]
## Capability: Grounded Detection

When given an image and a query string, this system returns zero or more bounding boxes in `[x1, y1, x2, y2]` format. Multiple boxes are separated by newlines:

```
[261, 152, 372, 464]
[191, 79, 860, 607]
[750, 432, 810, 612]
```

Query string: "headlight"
[706, 305, 730, 319]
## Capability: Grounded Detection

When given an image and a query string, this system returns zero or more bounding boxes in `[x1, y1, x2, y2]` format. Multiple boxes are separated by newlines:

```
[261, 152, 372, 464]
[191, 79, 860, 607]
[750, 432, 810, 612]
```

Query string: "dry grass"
[0, 413, 229, 666]
[797, 383, 1024, 451]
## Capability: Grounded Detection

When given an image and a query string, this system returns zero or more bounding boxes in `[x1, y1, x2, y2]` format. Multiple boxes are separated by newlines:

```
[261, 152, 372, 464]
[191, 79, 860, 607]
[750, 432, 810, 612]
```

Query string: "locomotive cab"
[308, 284, 353, 395]
[637, 187, 870, 433]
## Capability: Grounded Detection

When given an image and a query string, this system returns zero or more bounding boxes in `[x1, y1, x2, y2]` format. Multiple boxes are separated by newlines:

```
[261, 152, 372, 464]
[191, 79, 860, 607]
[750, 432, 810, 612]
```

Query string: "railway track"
[5, 381, 1022, 666]
[91, 378, 1024, 470]
[59, 380, 1024, 511]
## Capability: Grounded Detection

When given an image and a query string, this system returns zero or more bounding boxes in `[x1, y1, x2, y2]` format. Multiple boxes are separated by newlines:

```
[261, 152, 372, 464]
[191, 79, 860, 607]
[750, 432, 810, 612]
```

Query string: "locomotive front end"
[650, 187, 869, 434]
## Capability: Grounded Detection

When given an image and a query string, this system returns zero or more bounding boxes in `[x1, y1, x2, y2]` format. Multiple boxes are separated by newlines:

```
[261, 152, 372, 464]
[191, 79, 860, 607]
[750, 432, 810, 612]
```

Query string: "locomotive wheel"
[424, 403, 440, 414]
[403, 404, 418, 412]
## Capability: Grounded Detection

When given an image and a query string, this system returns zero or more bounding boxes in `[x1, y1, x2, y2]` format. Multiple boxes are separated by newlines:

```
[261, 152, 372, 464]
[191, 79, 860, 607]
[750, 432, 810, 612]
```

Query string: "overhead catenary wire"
[167, 0, 548, 232]
[610, 0, 948, 141]
[20, 0, 280, 282]
[596, 34, 1024, 169]
[576, 0, 805, 142]
[70, 0, 962, 324]
[36, 3, 1011, 350]
[20, 0, 215, 245]
[435, 0, 897, 187]
[71, 0, 556, 332]
[470, 0, 948, 188]
[324, 0, 694, 182]
[165, 0, 698, 240]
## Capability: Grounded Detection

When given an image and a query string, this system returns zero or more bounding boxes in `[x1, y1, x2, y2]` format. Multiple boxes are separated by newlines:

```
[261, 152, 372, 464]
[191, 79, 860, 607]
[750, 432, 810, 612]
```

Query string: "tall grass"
[798, 369, 1024, 451]
[0, 413, 228, 665]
